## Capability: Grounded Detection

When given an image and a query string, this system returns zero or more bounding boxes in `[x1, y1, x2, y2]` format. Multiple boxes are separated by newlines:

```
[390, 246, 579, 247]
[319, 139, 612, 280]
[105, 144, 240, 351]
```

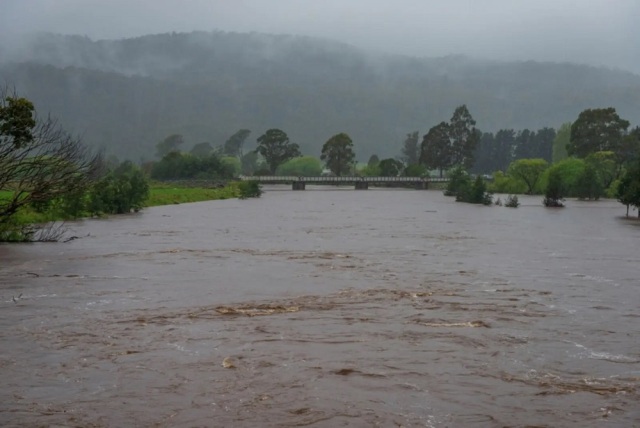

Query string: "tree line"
[3, 87, 640, 243]
[145, 102, 640, 215]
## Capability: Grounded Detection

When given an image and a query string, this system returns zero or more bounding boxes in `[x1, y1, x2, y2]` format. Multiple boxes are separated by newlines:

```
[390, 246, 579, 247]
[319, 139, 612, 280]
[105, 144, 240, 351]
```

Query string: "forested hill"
[2, 31, 640, 161]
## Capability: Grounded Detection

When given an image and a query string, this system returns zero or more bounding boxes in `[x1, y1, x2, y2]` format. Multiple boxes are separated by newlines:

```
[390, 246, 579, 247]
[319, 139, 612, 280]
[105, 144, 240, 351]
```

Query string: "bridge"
[239, 175, 450, 190]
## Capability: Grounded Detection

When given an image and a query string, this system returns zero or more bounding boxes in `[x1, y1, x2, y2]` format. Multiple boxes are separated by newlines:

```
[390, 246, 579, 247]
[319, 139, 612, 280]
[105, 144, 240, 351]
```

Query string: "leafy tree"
[420, 121, 451, 177]
[568, 108, 629, 160]
[471, 132, 495, 174]
[223, 129, 251, 158]
[514, 128, 555, 161]
[237, 181, 263, 199]
[367, 154, 380, 166]
[488, 171, 527, 194]
[378, 158, 404, 177]
[321, 132, 355, 176]
[543, 168, 565, 207]
[276, 156, 323, 176]
[618, 127, 640, 170]
[240, 151, 261, 175]
[448, 105, 479, 169]
[404, 163, 427, 177]
[574, 164, 603, 200]
[359, 162, 381, 177]
[0, 90, 101, 240]
[507, 158, 549, 194]
[156, 134, 184, 158]
[89, 161, 149, 215]
[493, 129, 516, 171]
[540, 158, 586, 197]
[401, 131, 419, 165]
[190, 142, 214, 157]
[256, 129, 300, 175]
[472, 130, 514, 175]
[151, 151, 235, 180]
[221, 156, 241, 176]
[616, 157, 640, 217]
[456, 175, 492, 205]
[552, 122, 571, 163]
[585, 151, 617, 189]
[444, 166, 471, 197]
[0, 96, 36, 147]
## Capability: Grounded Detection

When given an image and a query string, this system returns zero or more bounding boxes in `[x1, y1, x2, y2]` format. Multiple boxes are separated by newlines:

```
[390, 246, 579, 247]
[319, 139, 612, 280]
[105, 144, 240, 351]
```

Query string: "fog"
[1, 0, 639, 73]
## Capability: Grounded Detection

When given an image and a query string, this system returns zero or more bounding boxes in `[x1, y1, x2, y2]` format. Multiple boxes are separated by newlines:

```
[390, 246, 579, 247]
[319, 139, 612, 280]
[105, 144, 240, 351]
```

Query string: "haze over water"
[1, 188, 639, 426]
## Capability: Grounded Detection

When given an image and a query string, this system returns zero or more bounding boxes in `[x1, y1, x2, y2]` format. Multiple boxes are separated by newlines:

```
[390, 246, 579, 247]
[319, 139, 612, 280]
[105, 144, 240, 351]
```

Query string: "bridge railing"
[240, 175, 450, 183]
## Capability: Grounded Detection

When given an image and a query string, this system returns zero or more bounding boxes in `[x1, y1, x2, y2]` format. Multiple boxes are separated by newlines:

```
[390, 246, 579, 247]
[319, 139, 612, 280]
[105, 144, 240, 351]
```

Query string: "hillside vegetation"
[2, 31, 640, 160]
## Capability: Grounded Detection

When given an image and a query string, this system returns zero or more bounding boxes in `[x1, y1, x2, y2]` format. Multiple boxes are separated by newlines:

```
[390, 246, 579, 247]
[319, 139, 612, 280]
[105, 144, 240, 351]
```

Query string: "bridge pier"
[355, 181, 369, 190]
[292, 181, 306, 190]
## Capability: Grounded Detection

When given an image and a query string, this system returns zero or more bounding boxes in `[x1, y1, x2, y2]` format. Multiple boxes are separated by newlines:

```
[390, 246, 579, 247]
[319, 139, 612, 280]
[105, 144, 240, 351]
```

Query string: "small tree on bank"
[616, 157, 640, 217]
[507, 158, 548, 194]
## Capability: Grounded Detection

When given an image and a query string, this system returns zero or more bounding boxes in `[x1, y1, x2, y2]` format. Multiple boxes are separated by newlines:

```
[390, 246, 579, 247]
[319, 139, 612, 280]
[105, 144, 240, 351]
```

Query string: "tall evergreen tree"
[401, 131, 420, 165]
[420, 122, 451, 177]
[223, 129, 251, 158]
[448, 105, 479, 169]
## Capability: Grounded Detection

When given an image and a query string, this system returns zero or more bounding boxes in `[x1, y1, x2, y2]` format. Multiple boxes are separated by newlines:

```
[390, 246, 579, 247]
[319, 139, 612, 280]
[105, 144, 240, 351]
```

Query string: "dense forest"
[1, 31, 640, 161]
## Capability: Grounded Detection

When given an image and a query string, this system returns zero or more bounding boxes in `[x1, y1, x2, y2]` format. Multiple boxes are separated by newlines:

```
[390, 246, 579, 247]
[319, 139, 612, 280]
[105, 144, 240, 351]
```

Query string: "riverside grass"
[146, 182, 241, 207]
[1, 182, 249, 227]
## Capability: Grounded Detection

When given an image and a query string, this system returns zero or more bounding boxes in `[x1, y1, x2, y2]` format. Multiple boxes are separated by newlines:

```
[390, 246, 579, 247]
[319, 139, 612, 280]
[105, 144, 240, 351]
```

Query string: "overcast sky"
[1, 0, 639, 73]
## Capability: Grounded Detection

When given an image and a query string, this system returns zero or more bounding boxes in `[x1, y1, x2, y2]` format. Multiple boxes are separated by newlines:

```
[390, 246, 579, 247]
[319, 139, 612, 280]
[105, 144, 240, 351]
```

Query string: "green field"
[146, 183, 241, 207]
[1, 182, 244, 227]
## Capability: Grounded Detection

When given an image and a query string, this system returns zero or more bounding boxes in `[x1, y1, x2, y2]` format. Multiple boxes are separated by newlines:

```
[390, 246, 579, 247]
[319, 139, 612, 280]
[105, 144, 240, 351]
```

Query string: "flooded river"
[1, 187, 639, 427]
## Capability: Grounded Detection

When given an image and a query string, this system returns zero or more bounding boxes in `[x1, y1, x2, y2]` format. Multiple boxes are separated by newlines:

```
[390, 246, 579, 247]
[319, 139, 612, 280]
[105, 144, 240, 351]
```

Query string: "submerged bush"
[89, 161, 149, 215]
[237, 181, 262, 199]
[543, 168, 565, 207]
[444, 166, 471, 197]
[504, 194, 520, 208]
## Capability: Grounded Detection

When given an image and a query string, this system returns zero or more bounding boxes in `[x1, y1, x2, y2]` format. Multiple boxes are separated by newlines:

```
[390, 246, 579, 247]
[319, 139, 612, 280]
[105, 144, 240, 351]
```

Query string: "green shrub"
[539, 158, 586, 197]
[543, 168, 565, 207]
[237, 181, 263, 199]
[456, 175, 493, 205]
[276, 156, 323, 176]
[488, 171, 528, 194]
[504, 194, 520, 208]
[444, 166, 471, 197]
[89, 161, 149, 215]
[574, 164, 603, 200]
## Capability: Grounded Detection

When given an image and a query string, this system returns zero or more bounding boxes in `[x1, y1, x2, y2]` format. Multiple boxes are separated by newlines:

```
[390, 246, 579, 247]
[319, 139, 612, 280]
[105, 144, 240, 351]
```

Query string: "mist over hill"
[2, 31, 640, 161]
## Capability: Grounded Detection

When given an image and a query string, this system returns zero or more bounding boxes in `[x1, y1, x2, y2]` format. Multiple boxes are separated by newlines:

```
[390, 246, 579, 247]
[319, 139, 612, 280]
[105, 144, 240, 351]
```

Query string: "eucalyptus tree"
[448, 105, 479, 169]
[401, 131, 420, 165]
[569, 108, 629, 160]
[420, 121, 451, 177]
[256, 129, 300, 175]
[321, 132, 355, 176]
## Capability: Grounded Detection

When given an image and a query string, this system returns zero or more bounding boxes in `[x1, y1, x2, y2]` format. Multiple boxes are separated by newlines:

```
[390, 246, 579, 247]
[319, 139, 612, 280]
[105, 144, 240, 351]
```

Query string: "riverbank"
[146, 182, 241, 207]
[1, 182, 245, 228]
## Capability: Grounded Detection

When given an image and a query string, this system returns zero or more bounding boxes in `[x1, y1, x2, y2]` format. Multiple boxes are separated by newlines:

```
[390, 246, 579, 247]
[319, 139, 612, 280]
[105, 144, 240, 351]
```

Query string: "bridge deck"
[240, 175, 449, 183]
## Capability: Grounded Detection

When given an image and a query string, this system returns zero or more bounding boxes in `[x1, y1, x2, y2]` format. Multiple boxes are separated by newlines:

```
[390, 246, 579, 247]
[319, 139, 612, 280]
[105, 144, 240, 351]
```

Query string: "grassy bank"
[146, 182, 241, 206]
[1, 183, 246, 227]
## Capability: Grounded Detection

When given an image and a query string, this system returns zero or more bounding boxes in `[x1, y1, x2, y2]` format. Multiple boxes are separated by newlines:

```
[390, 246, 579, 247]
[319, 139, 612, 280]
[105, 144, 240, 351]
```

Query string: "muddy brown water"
[1, 187, 639, 427]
